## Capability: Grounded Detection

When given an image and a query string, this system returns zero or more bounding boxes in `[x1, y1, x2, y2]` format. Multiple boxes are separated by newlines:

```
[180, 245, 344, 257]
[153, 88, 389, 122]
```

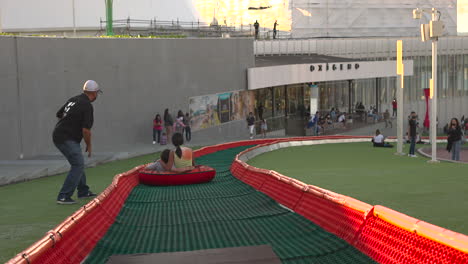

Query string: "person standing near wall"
[392, 99, 397, 117]
[273, 20, 278, 39]
[153, 114, 163, 144]
[184, 112, 192, 142]
[254, 20, 260, 39]
[383, 109, 392, 128]
[408, 111, 418, 158]
[174, 110, 185, 134]
[164, 109, 174, 144]
[247, 112, 256, 139]
[52, 80, 101, 204]
[447, 118, 463, 161]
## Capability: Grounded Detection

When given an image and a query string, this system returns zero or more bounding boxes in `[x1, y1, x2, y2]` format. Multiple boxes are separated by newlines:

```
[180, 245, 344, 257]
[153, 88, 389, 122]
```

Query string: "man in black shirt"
[53, 80, 102, 204]
[408, 111, 418, 157]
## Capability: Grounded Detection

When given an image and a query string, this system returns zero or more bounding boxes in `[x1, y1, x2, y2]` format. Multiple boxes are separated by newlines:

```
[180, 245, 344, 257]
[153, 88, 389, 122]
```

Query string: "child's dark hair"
[172, 133, 184, 158]
[160, 149, 170, 163]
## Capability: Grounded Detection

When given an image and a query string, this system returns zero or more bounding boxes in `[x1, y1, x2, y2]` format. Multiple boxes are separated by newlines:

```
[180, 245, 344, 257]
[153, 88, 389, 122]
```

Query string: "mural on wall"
[217, 93, 232, 123]
[239, 90, 255, 119]
[189, 94, 221, 131]
[190, 90, 255, 131]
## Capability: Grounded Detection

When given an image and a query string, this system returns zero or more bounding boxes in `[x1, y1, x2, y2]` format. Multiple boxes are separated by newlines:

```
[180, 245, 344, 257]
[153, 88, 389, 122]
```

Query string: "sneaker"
[57, 197, 76, 205]
[152, 141, 156, 144]
[411, 154, 418, 158]
[78, 191, 97, 199]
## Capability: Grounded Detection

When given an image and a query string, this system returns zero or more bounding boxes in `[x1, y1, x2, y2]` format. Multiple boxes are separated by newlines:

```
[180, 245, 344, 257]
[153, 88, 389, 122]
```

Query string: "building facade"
[253, 37, 468, 129]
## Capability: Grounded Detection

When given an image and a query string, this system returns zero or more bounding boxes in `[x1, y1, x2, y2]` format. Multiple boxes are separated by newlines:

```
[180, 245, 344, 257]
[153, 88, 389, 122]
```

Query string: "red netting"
[9, 137, 468, 264]
[28, 168, 141, 264]
[356, 216, 468, 264]
[259, 177, 304, 210]
[240, 168, 269, 189]
[294, 191, 367, 245]
[230, 138, 468, 264]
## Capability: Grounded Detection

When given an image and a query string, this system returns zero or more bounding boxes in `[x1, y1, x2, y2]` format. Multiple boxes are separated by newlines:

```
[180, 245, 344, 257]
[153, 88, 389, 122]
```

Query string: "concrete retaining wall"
[0, 36, 254, 160]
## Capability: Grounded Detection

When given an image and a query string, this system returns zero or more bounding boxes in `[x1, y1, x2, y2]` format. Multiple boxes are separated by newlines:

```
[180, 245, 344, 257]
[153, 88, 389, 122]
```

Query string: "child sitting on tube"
[146, 149, 193, 172]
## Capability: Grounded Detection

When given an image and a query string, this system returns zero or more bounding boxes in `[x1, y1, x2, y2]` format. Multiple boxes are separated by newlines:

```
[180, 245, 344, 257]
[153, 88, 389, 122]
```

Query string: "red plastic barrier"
[6, 139, 287, 264]
[232, 137, 468, 264]
[259, 175, 305, 210]
[10, 136, 468, 264]
[7, 166, 143, 264]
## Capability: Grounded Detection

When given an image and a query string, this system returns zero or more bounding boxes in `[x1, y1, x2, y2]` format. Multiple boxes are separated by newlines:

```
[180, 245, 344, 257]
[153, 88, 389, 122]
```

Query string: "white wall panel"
[248, 60, 413, 90]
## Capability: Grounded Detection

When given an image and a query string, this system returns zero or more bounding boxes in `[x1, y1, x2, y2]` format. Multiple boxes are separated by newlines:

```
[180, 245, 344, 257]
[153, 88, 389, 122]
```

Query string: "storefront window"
[273, 86, 285, 117]
[255, 88, 273, 119]
[465, 55, 468, 96]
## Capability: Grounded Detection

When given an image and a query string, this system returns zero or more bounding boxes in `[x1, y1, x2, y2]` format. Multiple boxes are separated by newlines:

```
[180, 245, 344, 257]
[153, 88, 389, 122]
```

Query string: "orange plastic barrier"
[6, 139, 284, 264]
[6, 165, 143, 264]
[9, 136, 465, 264]
[232, 137, 468, 264]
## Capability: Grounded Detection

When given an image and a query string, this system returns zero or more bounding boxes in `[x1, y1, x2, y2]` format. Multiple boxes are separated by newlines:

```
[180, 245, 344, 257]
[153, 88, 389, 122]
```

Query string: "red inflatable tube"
[139, 165, 216, 186]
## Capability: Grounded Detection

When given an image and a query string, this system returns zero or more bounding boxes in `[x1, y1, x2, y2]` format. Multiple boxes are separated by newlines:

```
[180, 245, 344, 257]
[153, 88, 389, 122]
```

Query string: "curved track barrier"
[231, 137, 468, 264]
[6, 135, 467, 264]
[6, 138, 281, 264]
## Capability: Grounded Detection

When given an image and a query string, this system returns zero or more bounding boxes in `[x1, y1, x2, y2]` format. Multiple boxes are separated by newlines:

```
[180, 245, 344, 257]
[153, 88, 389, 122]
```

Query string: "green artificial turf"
[0, 152, 161, 263]
[248, 142, 468, 235]
[85, 145, 375, 264]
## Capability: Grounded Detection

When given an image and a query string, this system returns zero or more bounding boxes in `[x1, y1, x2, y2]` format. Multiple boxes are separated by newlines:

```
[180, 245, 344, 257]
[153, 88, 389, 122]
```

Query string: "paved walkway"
[0, 130, 286, 186]
[337, 120, 397, 137]
[419, 146, 468, 163]
[2, 121, 453, 186]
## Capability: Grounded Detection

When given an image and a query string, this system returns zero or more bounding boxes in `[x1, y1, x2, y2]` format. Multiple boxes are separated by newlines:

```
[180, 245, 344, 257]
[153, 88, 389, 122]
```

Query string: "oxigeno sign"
[247, 61, 413, 90]
[310, 63, 360, 72]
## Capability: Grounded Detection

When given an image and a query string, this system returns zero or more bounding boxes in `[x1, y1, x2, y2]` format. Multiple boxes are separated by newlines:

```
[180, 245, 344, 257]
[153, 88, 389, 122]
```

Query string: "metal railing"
[99, 17, 256, 37]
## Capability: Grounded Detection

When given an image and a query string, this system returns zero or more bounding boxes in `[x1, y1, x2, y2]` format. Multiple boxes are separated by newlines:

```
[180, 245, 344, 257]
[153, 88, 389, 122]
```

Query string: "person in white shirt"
[372, 129, 393, 148]
[338, 113, 346, 123]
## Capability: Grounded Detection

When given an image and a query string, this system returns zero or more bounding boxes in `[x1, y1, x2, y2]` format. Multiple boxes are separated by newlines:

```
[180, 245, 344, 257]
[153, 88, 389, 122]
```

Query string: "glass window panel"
[465, 55, 468, 96]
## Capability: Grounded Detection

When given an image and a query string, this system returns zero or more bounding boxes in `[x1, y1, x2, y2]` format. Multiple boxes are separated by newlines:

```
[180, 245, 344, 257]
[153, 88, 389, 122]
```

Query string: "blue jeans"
[153, 129, 161, 142]
[409, 136, 416, 155]
[452, 140, 462, 161]
[54, 140, 89, 199]
[185, 127, 191, 141]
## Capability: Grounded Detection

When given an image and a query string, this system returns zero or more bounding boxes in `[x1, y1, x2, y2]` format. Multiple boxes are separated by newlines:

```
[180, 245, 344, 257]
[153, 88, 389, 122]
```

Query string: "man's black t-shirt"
[53, 94, 94, 144]
[247, 116, 255, 126]
[409, 119, 417, 137]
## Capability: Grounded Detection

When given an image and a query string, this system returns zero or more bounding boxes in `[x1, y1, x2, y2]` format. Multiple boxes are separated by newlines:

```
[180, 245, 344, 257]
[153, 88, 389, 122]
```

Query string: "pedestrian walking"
[246, 112, 256, 139]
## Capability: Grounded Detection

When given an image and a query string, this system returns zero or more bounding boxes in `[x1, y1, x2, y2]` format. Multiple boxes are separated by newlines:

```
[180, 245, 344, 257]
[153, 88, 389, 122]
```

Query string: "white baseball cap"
[83, 80, 102, 94]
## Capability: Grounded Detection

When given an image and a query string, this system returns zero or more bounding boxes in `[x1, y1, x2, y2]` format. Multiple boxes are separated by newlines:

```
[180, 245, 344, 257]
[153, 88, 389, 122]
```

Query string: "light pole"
[105, 0, 114, 36]
[72, 0, 77, 37]
[413, 7, 444, 163]
[396, 40, 404, 156]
